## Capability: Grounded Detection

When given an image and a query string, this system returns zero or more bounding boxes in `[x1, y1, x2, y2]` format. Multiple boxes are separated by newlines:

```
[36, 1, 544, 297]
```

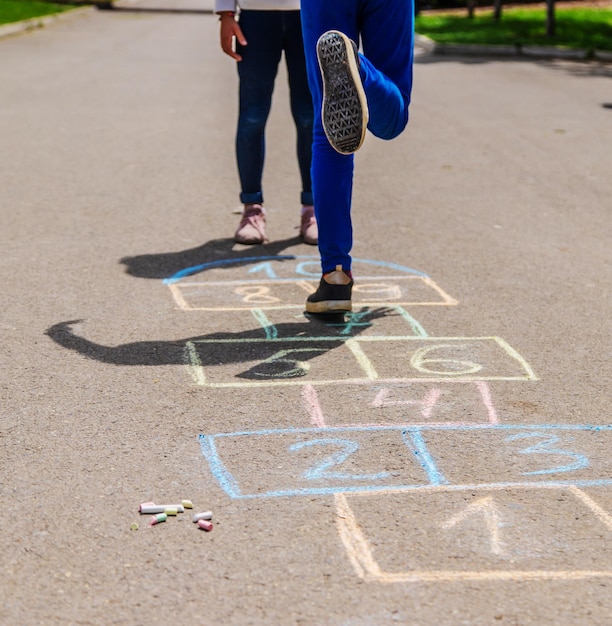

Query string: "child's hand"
[219, 14, 247, 61]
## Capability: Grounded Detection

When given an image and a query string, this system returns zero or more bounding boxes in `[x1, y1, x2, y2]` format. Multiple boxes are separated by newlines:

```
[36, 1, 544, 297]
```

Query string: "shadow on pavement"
[415, 49, 612, 78]
[120, 236, 305, 280]
[45, 309, 394, 378]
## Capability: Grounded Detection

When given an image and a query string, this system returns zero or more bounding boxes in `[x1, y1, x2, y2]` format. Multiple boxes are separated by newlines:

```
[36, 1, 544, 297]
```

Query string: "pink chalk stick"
[197, 519, 213, 532]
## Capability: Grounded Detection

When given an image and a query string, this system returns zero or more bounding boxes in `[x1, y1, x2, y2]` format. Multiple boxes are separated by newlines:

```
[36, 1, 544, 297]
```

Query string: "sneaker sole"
[305, 299, 352, 314]
[317, 31, 369, 155]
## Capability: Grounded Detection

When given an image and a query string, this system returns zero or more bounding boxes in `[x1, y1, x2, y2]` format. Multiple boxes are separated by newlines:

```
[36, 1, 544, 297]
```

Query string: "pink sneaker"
[234, 204, 268, 244]
[300, 206, 318, 245]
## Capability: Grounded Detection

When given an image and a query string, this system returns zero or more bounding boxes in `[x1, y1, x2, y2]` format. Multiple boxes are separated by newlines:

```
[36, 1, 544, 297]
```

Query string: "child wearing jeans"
[299, 0, 415, 313]
[216, 0, 317, 245]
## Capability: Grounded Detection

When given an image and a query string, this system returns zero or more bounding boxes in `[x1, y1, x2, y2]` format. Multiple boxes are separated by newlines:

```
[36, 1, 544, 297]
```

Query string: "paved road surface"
[1, 1, 611, 624]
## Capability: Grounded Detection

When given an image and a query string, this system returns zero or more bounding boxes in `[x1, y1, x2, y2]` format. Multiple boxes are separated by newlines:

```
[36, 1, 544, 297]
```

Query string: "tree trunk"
[467, 0, 476, 19]
[493, 0, 502, 21]
[546, 0, 556, 37]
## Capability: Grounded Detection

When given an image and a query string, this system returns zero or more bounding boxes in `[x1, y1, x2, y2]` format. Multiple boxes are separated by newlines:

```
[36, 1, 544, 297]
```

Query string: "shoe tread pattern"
[318, 33, 366, 154]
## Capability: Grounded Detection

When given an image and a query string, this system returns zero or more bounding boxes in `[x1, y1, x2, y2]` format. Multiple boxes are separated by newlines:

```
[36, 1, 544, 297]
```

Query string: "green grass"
[416, 7, 612, 52]
[0, 0, 80, 26]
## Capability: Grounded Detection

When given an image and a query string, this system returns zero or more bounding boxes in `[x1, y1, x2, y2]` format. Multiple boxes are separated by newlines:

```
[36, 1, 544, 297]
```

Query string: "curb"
[2, 13, 609, 64]
[0, 1, 213, 41]
[0, 5, 95, 40]
[594, 49, 612, 62]
[415, 33, 611, 63]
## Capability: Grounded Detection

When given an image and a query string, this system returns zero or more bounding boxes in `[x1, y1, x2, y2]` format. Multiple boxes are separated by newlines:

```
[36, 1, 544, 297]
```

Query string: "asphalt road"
[1, 1, 611, 624]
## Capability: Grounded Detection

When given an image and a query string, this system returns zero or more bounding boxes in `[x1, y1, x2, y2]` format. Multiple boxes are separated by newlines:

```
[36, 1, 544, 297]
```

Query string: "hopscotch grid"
[163, 255, 431, 285]
[168, 283, 190, 310]
[197, 478, 612, 500]
[198, 435, 243, 499]
[187, 335, 523, 343]
[403, 429, 449, 486]
[184, 341, 206, 386]
[180, 257, 609, 586]
[569, 486, 612, 530]
[174, 303, 457, 312]
[170, 275, 437, 287]
[335, 487, 612, 583]
[168, 275, 457, 310]
[183, 336, 538, 386]
[393, 306, 429, 338]
[206, 424, 612, 439]
[302, 380, 499, 428]
[198, 425, 612, 499]
[490, 336, 539, 381]
[189, 376, 538, 388]
[475, 380, 499, 424]
[421, 276, 459, 305]
[344, 338, 379, 380]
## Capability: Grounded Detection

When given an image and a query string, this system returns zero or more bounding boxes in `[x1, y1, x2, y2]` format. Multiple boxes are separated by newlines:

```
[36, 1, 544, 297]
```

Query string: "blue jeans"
[301, 0, 414, 273]
[236, 10, 314, 207]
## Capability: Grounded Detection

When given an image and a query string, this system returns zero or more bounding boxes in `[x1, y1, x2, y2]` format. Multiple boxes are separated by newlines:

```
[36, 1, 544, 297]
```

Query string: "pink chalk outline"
[303, 381, 499, 429]
[302, 384, 326, 428]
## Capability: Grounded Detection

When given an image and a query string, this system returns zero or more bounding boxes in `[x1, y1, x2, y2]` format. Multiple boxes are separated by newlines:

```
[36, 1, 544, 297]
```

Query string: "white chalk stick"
[192, 511, 213, 522]
[140, 504, 185, 515]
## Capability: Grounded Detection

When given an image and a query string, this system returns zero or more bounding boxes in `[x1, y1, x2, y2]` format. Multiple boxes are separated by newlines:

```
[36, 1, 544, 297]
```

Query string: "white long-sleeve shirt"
[215, 0, 300, 12]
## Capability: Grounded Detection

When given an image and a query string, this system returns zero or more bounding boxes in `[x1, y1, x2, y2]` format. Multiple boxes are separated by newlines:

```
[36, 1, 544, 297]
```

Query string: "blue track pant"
[301, 0, 414, 274]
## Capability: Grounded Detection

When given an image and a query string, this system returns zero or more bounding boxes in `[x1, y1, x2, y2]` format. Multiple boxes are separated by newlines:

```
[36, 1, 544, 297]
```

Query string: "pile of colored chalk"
[138, 500, 214, 532]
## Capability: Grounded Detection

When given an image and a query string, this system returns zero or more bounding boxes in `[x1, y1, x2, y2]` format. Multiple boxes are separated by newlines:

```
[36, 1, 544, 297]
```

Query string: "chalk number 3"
[507, 431, 589, 476]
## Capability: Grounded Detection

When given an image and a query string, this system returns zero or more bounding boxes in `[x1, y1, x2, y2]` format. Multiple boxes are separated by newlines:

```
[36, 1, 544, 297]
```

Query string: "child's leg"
[301, 0, 414, 273]
[359, 0, 414, 140]
[236, 11, 283, 205]
[283, 11, 314, 207]
[301, 1, 359, 273]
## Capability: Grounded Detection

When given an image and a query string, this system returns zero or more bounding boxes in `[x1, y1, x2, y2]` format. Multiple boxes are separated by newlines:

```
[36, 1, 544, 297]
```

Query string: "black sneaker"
[306, 265, 353, 313]
[316, 30, 369, 155]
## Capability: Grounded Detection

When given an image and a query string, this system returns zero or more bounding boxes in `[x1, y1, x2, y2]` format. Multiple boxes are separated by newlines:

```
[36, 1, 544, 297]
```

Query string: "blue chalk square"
[199, 427, 442, 499]
[421, 425, 612, 488]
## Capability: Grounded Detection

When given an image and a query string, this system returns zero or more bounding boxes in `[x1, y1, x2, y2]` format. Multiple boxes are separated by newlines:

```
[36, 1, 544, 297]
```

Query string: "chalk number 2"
[290, 438, 390, 482]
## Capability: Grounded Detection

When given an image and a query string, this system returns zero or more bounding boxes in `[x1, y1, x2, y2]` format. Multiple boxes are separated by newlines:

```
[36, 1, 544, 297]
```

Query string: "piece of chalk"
[139, 505, 185, 515]
[139, 502, 156, 513]
[149, 513, 167, 526]
[181, 500, 194, 509]
[161, 504, 185, 513]
[165, 507, 178, 516]
[197, 519, 213, 531]
[192, 512, 213, 523]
